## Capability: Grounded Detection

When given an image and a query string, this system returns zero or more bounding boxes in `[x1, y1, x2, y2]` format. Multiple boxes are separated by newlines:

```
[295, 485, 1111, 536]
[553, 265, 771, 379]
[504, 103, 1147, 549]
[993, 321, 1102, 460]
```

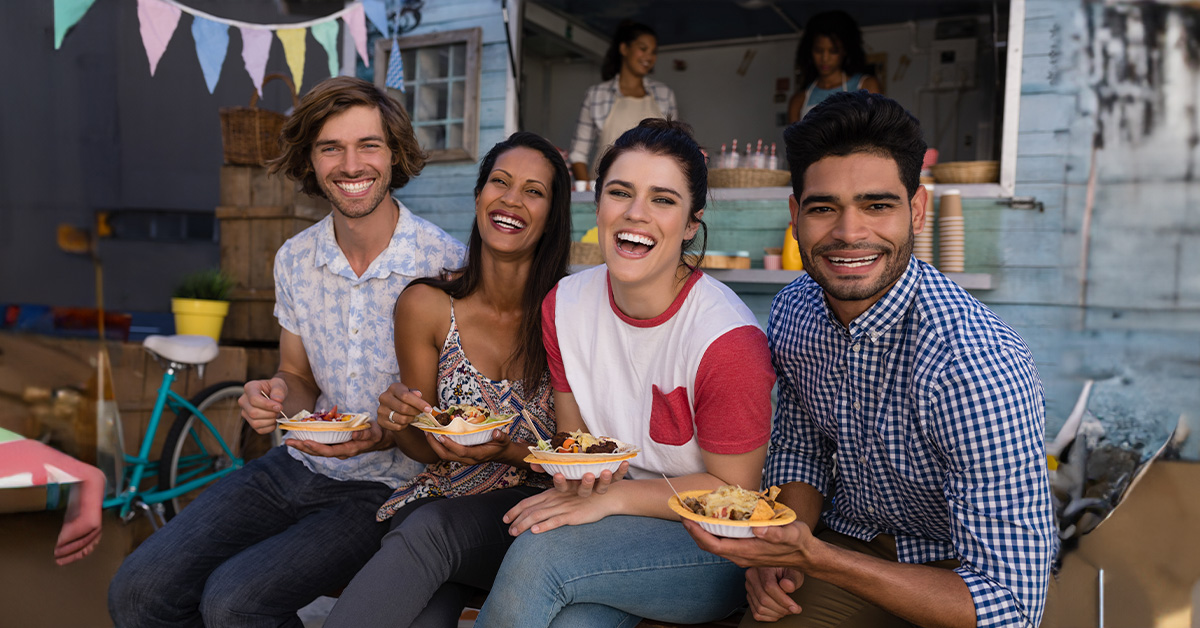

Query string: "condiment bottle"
[782, 223, 803, 271]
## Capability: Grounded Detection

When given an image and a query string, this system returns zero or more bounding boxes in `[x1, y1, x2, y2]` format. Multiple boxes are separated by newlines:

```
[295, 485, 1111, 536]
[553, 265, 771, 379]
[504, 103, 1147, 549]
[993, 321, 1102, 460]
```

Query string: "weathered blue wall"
[393, 0, 513, 243]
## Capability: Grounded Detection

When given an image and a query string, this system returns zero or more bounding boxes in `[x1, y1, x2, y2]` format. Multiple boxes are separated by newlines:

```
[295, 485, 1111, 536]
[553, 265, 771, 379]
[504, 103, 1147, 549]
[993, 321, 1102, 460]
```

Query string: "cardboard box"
[1047, 460, 1200, 628]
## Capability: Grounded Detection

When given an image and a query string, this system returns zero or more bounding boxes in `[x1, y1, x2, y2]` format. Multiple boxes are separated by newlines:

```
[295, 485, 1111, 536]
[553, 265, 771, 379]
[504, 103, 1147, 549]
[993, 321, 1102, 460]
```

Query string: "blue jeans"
[475, 515, 747, 628]
[107, 447, 393, 628]
[323, 485, 542, 628]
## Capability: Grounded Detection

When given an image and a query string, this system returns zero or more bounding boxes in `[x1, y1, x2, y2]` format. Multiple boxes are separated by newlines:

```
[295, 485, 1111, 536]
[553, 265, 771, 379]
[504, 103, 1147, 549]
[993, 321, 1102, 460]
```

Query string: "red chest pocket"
[649, 385, 694, 446]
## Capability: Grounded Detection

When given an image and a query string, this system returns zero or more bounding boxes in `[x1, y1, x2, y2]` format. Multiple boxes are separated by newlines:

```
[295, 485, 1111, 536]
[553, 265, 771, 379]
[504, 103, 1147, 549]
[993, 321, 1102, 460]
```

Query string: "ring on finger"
[388, 410, 397, 424]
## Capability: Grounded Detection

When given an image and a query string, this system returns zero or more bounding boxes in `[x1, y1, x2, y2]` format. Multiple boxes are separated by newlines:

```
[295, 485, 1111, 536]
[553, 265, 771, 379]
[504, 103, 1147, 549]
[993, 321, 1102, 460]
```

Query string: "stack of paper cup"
[938, 190, 964, 273]
[913, 183, 935, 263]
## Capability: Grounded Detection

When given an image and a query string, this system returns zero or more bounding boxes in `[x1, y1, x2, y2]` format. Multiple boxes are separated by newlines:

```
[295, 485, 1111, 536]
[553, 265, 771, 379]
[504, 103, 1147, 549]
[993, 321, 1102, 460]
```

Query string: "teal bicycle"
[102, 334, 256, 524]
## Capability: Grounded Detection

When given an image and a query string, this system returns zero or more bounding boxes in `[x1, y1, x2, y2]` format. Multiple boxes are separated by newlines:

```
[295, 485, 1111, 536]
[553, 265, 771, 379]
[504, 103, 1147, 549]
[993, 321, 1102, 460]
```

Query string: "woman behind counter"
[788, 10, 881, 123]
[568, 20, 676, 183]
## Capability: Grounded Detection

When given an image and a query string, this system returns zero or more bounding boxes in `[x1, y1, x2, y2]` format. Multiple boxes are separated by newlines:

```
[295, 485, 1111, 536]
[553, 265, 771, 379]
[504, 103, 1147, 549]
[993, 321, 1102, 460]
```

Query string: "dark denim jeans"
[108, 446, 393, 628]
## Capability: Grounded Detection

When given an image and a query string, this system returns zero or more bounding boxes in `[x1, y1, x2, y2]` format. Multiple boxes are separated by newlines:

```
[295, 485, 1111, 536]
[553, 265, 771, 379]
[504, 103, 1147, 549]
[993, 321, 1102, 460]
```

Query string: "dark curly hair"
[784, 91, 926, 201]
[795, 11, 871, 90]
[269, 76, 426, 198]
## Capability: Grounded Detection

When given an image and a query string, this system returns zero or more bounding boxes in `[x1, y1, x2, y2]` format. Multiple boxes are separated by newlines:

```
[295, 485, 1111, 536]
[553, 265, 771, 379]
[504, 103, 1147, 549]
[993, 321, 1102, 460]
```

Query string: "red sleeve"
[693, 325, 775, 454]
[541, 285, 570, 392]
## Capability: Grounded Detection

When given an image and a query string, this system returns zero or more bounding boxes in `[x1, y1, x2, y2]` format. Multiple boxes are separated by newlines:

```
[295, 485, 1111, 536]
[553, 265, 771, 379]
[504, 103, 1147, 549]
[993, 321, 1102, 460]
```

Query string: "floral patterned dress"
[376, 299, 555, 521]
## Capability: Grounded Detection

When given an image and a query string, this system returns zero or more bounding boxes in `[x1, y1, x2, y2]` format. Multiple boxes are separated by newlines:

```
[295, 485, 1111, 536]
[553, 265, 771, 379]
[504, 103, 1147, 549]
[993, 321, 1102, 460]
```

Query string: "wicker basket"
[708, 168, 791, 188]
[930, 160, 999, 184]
[219, 73, 299, 166]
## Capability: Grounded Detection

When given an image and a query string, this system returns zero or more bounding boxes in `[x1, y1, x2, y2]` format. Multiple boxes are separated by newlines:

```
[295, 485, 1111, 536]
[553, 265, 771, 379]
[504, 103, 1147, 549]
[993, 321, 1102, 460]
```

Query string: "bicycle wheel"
[159, 381, 258, 520]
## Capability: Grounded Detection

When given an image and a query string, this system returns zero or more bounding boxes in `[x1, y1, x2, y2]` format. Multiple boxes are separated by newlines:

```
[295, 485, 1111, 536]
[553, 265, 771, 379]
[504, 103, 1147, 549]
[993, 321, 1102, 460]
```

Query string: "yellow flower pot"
[171, 298, 229, 341]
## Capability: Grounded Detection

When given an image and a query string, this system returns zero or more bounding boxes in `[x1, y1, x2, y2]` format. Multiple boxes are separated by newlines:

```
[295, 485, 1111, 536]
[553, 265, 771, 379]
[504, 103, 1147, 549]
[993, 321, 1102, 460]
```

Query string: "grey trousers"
[323, 484, 543, 628]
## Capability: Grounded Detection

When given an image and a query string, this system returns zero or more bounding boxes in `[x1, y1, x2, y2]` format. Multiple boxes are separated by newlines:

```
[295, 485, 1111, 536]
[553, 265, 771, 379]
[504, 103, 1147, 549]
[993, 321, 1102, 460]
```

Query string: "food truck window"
[521, 0, 1023, 196]
[375, 27, 482, 162]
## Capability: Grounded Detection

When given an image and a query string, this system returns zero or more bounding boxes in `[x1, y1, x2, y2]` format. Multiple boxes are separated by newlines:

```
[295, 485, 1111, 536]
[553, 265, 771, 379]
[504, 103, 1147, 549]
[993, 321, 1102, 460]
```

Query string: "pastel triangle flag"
[311, 20, 340, 78]
[136, 0, 182, 76]
[276, 28, 308, 93]
[362, 0, 389, 37]
[345, 3, 370, 67]
[239, 27, 272, 96]
[191, 16, 230, 93]
[54, 0, 98, 49]
[385, 37, 405, 93]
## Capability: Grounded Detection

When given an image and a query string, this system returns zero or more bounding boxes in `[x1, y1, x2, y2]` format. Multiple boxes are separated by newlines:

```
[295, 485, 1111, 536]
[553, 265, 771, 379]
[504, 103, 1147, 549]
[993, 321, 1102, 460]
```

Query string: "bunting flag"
[240, 27, 272, 96]
[276, 28, 307, 94]
[311, 20, 340, 80]
[345, 3, 370, 67]
[137, 0, 183, 77]
[386, 38, 406, 93]
[54, 0, 98, 50]
[55, 1, 379, 94]
[362, 0, 390, 38]
[191, 16, 229, 93]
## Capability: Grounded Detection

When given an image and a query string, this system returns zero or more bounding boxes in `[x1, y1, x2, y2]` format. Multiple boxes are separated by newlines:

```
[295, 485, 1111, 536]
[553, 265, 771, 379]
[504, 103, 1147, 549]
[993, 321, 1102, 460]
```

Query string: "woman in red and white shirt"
[476, 119, 776, 627]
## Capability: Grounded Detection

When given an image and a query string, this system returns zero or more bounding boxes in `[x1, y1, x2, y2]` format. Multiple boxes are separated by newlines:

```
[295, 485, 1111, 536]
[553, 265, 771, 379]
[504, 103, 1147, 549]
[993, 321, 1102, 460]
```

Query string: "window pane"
[416, 124, 447, 150]
[415, 82, 449, 121]
[450, 79, 464, 119]
[417, 47, 450, 80]
[448, 123, 463, 150]
[451, 43, 466, 77]
[401, 49, 417, 82]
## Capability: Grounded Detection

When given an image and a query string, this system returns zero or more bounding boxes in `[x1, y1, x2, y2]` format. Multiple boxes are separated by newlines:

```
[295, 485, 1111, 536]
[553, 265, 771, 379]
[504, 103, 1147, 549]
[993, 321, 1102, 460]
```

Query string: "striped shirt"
[567, 76, 676, 168]
[765, 257, 1057, 628]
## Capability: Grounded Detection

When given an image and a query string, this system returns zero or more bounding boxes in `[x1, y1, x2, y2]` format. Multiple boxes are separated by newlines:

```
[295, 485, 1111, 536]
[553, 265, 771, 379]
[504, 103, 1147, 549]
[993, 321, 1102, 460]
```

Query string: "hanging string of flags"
[53, 0, 401, 96]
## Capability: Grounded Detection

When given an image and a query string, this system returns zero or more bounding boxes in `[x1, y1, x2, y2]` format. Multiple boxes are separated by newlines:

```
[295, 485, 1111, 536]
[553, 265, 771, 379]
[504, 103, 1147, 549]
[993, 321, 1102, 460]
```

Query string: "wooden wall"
[393, 0, 513, 243]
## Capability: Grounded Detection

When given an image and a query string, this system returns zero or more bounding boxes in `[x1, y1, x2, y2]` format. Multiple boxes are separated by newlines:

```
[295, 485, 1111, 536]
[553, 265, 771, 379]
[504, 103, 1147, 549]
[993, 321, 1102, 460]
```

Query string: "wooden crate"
[219, 165, 331, 211]
[218, 203, 325, 342]
[223, 288, 280, 344]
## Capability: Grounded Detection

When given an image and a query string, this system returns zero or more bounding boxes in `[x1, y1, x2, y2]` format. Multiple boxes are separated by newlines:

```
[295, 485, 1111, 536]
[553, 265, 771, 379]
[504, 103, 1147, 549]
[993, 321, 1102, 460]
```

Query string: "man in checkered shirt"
[684, 91, 1057, 628]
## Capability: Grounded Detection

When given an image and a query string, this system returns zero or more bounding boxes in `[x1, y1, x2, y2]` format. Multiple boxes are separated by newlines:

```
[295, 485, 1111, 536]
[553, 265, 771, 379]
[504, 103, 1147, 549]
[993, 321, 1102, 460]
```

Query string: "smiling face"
[311, 105, 395, 219]
[475, 146, 553, 258]
[597, 150, 699, 289]
[791, 152, 927, 325]
[620, 33, 658, 79]
[812, 35, 845, 81]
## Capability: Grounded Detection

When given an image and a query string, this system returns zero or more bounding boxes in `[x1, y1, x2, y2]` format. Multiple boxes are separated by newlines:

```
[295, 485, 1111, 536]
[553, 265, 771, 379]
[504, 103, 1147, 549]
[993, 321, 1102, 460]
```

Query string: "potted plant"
[171, 269, 234, 341]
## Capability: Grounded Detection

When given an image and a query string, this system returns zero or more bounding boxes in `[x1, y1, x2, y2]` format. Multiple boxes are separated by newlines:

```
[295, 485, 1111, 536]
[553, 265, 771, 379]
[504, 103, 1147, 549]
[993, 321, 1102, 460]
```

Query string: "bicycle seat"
[143, 335, 219, 365]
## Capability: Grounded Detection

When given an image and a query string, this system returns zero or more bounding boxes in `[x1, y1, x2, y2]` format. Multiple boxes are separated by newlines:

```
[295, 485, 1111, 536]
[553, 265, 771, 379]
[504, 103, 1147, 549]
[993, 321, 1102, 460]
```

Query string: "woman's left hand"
[502, 486, 617, 535]
[427, 429, 514, 465]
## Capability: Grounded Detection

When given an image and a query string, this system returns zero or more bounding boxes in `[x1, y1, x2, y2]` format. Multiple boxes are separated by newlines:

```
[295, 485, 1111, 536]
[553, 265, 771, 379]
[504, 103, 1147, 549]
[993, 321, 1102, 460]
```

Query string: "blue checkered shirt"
[567, 76, 676, 167]
[765, 257, 1057, 628]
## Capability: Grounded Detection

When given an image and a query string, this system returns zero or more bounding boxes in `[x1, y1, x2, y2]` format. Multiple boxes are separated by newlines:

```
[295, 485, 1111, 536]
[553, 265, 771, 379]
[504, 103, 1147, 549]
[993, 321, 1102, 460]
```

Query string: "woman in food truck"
[568, 20, 677, 184]
[788, 10, 881, 123]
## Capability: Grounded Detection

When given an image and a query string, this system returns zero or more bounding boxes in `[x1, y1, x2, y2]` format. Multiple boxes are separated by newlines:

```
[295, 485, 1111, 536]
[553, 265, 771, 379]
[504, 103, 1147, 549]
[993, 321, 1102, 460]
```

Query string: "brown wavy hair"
[269, 76, 426, 197]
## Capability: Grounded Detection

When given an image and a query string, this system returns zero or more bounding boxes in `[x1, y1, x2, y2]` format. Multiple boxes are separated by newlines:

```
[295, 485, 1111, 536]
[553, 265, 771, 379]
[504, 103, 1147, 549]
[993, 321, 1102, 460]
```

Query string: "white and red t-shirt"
[542, 266, 775, 479]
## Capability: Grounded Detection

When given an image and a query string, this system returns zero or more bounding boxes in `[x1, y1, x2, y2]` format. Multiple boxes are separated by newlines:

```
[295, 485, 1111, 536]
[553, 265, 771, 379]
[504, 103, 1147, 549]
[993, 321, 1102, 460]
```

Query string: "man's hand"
[286, 421, 386, 459]
[527, 460, 629, 498]
[744, 566, 805, 622]
[681, 518, 818, 570]
[376, 382, 430, 434]
[239, 378, 288, 434]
